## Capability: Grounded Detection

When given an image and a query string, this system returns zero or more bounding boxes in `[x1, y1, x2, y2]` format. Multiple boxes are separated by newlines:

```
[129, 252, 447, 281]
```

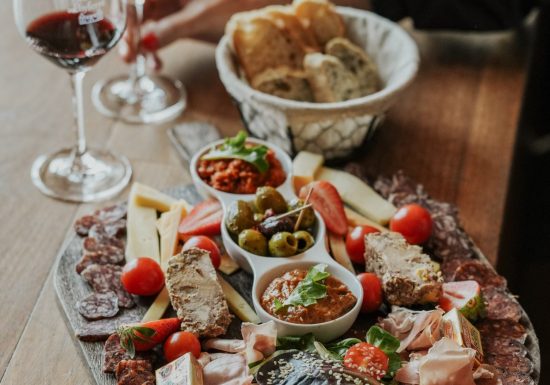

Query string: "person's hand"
[119, 0, 288, 69]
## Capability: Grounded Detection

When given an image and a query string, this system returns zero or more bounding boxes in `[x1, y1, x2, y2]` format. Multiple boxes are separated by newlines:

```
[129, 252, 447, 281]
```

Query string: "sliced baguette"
[230, 15, 305, 81]
[293, 0, 346, 46]
[252, 66, 314, 102]
[326, 37, 380, 96]
[262, 5, 320, 52]
[304, 52, 362, 103]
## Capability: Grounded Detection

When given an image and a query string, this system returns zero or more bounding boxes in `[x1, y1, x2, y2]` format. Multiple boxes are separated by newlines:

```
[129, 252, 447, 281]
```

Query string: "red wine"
[26, 11, 122, 72]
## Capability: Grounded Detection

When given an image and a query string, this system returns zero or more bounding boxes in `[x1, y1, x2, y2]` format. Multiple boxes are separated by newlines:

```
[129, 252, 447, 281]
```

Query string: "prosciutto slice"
[202, 339, 246, 353]
[202, 353, 253, 385]
[395, 338, 477, 385]
[379, 306, 444, 352]
[241, 321, 277, 364]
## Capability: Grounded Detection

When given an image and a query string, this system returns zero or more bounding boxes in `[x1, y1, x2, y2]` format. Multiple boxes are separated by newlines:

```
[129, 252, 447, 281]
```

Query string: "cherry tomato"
[343, 342, 389, 380]
[345, 226, 380, 264]
[182, 236, 221, 269]
[389, 204, 433, 245]
[357, 273, 383, 313]
[121, 257, 164, 296]
[163, 331, 201, 362]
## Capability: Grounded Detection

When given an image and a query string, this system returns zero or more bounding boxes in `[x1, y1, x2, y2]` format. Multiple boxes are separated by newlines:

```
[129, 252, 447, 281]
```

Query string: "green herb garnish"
[276, 333, 317, 353]
[366, 326, 402, 379]
[201, 131, 270, 172]
[276, 264, 330, 312]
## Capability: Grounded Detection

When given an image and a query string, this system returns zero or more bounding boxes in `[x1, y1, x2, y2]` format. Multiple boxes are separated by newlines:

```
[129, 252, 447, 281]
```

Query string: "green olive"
[293, 231, 315, 253]
[255, 186, 287, 214]
[253, 213, 266, 223]
[225, 200, 255, 235]
[238, 229, 268, 256]
[288, 198, 316, 229]
[268, 232, 298, 257]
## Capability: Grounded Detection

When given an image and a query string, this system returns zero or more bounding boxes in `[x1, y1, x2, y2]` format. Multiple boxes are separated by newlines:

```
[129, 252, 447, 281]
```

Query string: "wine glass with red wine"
[14, 0, 132, 202]
[91, 0, 186, 124]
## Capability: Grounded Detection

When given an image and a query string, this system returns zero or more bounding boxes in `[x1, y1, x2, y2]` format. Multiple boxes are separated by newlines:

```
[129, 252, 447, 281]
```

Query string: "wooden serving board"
[54, 184, 541, 385]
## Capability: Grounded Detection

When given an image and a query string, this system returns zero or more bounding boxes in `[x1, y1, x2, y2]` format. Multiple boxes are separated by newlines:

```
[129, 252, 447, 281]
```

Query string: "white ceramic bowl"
[215, 7, 420, 159]
[190, 139, 362, 341]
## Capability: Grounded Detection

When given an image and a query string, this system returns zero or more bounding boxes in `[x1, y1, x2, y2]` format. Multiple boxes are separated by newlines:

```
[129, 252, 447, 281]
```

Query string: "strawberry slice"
[178, 199, 222, 237]
[299, 181, 347, 235]
[118, 317, 181, 357]
[439, 280, 486, 322]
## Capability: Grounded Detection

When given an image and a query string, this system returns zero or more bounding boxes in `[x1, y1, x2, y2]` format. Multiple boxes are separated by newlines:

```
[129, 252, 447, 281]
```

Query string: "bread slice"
[262, 5, 320, 53]
[326, 37, 380, 96]
[252, 66, 314, 102]
[229, 14, 305, 81]
[293, 0, 346, 46]
[304, 52, 362, 102]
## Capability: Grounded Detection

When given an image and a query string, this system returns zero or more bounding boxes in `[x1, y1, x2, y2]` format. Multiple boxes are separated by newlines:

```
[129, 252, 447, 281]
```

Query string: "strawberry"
[439, 280, 486, 322]
[299, 181, 347, 235]
[118, 317, 181, 357]
[178, 199, 222, 237]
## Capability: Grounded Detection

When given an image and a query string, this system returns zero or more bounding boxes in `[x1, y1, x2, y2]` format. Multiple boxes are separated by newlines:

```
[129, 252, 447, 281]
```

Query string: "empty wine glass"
[91, 0, 186, 124]
[14, 0, 132, 202]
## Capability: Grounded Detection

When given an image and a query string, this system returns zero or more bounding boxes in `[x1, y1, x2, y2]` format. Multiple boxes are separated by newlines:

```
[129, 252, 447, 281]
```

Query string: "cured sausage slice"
[103, 334, 154, 373]
[83, 234, 124, 252]
[76, 313, 139, 342]
[96, 204, 127, 223]
[453, 260, 507, 289]
[74, 215, 100, 236]
[115, 360, 155, 385]
[477, 319, 528, 343]
[77, 291, 119, 320]
[81, 264, 134, 308]
[75, 246, 125, 274]
[440, 256, 473, 282]
[482, 287, 523, 322]
[482, 336, 528, 358]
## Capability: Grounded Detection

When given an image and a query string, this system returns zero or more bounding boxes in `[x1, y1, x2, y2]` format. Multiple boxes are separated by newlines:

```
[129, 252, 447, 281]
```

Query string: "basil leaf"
[276, 333, 316, 353]
[324, 338, 362, 359]
[282, 264, 329, 308]
[385, 352, 402, 377]
[314, 341, 343, 361]
[366, 326, 400, 355]
[201, 131, 270, 172]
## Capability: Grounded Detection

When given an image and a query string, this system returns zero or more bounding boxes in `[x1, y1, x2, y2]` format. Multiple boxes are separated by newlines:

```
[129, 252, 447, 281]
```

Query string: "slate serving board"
[54, 184, 541, 385]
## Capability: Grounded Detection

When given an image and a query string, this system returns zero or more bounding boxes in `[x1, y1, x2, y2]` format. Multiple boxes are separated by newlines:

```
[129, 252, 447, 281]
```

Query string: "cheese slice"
[219, 253, 240, 275]
[218, 275, 261, 324]
[157, 200, 190, 270]
[315, 167, 396, 225]
[328, 233, 355, 274]
[126, 184, 160, 263]
[133, 182, 177, 212]
[142, 201, 191, 322]
[344, 207, 387, 232]
[156, 352, 203, 385]
[292, 151, 324, 193]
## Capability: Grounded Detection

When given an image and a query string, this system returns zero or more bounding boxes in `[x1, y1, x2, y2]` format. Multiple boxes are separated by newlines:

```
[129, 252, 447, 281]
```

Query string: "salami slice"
[482, 337, 528, 358]
[477, 319, 528, 343]
[76, 313, 139, 342]
[440, 256, 473, 282]
[74, 215, 100, 236]
[103, 334, 154, 373]
[483, 287, 523, 322]
[453, 260, 507, 288]
[486, 354, 534, 375]
[90, 221, 126, 239]
[77, 291, 119, 320]
[76, 246, 125, 274]
[498, 371, 535, 385]
[96, 204, 127, 223]
[83, 236, 124, 253]
[81, 264, 134, 308]
[115, 360, 155, 385]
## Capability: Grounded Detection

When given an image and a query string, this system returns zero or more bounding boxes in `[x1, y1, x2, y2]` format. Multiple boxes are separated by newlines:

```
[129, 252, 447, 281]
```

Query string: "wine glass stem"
[130, 0, 146, 86]
[70, 71, 87, 157]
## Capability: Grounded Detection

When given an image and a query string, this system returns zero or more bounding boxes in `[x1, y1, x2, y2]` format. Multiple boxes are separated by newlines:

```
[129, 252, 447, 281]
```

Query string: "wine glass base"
[31, 148, 132, 203]
[92, 74, 187, 124]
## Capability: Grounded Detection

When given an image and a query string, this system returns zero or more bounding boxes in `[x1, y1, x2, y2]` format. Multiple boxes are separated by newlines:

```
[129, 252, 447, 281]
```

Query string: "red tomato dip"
[261, 269, 357, 324]
[197, 150, 286, 194]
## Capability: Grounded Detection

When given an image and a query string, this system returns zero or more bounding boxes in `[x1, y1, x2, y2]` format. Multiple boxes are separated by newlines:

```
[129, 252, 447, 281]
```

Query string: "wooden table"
[0, 0, 529, 382]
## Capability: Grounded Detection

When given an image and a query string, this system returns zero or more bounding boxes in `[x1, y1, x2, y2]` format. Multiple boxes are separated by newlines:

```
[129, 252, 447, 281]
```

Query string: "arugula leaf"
[276, 333, 317, 353]
[201, 131, 270, 172]
[366, 326, 400, 355]
[325, 338, 362, 359]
